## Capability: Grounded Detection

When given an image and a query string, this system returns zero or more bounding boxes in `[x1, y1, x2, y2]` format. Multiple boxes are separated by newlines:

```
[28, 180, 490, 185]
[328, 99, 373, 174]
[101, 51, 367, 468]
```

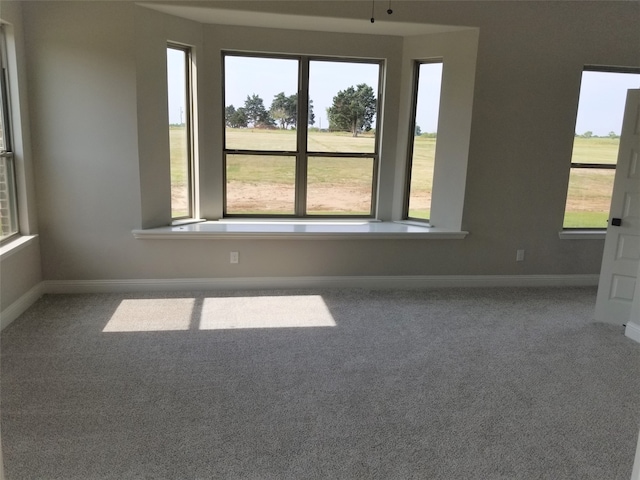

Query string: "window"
[405, 60, 443, 221]
[0, 26, 17, 242]
[563, 67, 640, 229]
[167, 45, 193, 220]
[223, 53, 381, 217]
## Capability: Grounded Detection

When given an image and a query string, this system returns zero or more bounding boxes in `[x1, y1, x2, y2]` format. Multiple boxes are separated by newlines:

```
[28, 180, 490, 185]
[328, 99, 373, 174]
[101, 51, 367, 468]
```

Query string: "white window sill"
[0, 234, 38, 260]
[172, 218, 206, 226]
[133, 220, 468, 240]
[558, 230, 606, 240]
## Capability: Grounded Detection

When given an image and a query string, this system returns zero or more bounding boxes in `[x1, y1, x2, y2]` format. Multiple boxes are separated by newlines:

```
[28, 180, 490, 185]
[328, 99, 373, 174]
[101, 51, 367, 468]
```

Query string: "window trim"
[221, 51, 383, 219]
[133, 219, 468, 240]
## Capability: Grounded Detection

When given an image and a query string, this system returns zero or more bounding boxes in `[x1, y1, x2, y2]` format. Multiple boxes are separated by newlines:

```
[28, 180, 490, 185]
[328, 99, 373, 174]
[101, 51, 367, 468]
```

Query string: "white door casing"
[625, 260, 640, 343]
[595, 89, 640, 325]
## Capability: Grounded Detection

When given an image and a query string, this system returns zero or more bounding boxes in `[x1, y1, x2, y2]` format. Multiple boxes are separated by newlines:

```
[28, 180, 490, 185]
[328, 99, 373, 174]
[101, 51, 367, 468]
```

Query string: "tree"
[326, 84, 376, 137]
[308, 99, 315, 126]
[608, 131, 619, 139]
[225, 105, 236, 127]
[230, 107, 248, 128]
[415, 125, 422, 136]
[269, 93, 315, 129]
[270, 92, 293, 129]
[582, 131, 593, 138]
[225, 105, 248, 128]
[288, 95, 298, 128]
[244, 94, 271, 128]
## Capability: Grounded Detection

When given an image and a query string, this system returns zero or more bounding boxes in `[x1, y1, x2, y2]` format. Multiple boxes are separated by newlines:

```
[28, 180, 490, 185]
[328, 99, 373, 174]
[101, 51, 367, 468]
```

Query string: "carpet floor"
[1, 287, 640, 479]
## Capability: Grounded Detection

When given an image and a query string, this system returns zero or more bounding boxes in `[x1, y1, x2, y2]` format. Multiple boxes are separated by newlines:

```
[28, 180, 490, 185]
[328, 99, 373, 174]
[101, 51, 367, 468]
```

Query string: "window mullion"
[570, 163, 616, 169]
[295, 58, 310, 216]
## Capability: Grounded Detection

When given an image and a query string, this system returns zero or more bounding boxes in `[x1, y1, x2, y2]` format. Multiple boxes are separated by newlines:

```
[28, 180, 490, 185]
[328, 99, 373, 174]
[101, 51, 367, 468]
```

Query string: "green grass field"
[170, 127, 620, 225]
[169, 126, 190, 218]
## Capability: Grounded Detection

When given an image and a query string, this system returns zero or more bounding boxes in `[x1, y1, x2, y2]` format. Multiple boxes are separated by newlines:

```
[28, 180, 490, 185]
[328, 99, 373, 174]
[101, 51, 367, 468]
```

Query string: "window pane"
[407, 62, 442, 220]
[306, 156, 373, 215]
[0, 96, 5, 151]
[564, 69, 639, 228]
[0, 40, 7, 153]
[0, 155, 18, 239]
[225, 56, 298, 152]
[572, 71, 640, 163]
[225, 155, 296, 215]
[309, 60, 379, 153]
[167, 47, 191, 219]
[0, 27, 17, 240]
[563, 168, 615, 228]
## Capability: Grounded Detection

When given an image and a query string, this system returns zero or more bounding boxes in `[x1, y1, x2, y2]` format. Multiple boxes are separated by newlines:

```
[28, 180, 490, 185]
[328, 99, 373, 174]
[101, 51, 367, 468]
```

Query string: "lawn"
[564, 137, 619, 228]
[169, 127, 620, 225]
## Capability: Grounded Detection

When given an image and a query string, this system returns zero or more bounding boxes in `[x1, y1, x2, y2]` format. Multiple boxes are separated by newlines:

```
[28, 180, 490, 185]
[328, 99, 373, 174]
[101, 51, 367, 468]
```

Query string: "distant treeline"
[575, 131, 620, 139]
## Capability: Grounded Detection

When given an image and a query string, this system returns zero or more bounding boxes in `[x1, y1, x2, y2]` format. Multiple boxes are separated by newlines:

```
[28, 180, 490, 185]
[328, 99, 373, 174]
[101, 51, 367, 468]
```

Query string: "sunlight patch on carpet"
[199, 295, 336, 329]
[103, 298, 195, 332]
[102, 295, 336, 332]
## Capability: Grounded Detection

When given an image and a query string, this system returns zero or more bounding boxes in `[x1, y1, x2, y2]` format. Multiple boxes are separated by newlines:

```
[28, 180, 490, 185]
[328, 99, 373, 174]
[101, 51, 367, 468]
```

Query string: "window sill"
[558, 230, 606, 240]
[0, 234, 38, 260]
[172, 218, 206, 227]
[133, 220, 468, 240]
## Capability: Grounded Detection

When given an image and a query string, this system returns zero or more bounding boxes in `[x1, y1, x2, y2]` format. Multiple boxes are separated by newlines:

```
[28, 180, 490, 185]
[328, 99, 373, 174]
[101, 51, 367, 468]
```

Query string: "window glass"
[223, 53, 381, 218]
[307, 157, 374, 215]
[563, 69, 640, 228]
[224, 56, 299, 152]
[406, 61, 442, 221]
[308, 60, 379, 154]
[0, 155, 18, 238]
[225, 154, 296, 215]
[167, 46, 192, 219]
[0, 91, 6, 151]
[0, 27, 18, 241]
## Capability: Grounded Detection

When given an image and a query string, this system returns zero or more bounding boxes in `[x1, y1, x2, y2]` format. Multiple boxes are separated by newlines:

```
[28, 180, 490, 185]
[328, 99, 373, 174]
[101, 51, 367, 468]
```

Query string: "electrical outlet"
[516, 249, 525, 262]
[230, 251, 239, 264]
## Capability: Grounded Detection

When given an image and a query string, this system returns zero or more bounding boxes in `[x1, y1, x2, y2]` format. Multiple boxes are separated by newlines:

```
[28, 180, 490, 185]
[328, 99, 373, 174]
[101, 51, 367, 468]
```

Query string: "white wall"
[19, 1, 640, 282]
[24, 1, 142, 281]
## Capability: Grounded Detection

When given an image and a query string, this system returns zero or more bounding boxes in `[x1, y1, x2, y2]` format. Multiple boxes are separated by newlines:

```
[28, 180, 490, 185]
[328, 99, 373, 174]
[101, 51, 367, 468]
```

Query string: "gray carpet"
[2, 287, 640, 479]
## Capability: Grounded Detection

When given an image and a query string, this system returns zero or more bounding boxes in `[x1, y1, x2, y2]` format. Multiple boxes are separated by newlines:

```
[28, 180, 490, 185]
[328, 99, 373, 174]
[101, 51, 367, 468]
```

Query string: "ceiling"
[141, 3, 472, 37]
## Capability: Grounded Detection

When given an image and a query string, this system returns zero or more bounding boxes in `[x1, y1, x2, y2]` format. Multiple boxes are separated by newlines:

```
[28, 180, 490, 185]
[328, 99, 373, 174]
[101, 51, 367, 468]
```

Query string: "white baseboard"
[626, 322, 640, 344]
[0, 283, 44, 330]
[42, 274, 600, 294]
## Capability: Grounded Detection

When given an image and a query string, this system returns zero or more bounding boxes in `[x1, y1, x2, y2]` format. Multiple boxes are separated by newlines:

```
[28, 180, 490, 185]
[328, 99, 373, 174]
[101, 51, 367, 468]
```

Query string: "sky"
[222, 56, 385, 131]
[574, 71, 640, 136]
[167, 52, 640, 137]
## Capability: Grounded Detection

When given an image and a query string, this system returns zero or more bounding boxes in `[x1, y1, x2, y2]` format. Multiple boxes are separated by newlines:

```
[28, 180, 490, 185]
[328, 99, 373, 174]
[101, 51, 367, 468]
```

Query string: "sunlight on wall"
[102, 295, 336, 332]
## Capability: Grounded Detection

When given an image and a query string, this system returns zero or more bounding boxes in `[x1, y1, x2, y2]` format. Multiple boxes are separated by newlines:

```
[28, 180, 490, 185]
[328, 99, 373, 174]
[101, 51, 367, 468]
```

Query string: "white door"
[595, 89, 640, 325]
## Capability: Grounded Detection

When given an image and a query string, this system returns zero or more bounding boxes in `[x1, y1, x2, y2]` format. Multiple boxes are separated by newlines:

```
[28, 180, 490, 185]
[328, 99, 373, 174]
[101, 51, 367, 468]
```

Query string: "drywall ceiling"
[141, 3, 471, 36]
